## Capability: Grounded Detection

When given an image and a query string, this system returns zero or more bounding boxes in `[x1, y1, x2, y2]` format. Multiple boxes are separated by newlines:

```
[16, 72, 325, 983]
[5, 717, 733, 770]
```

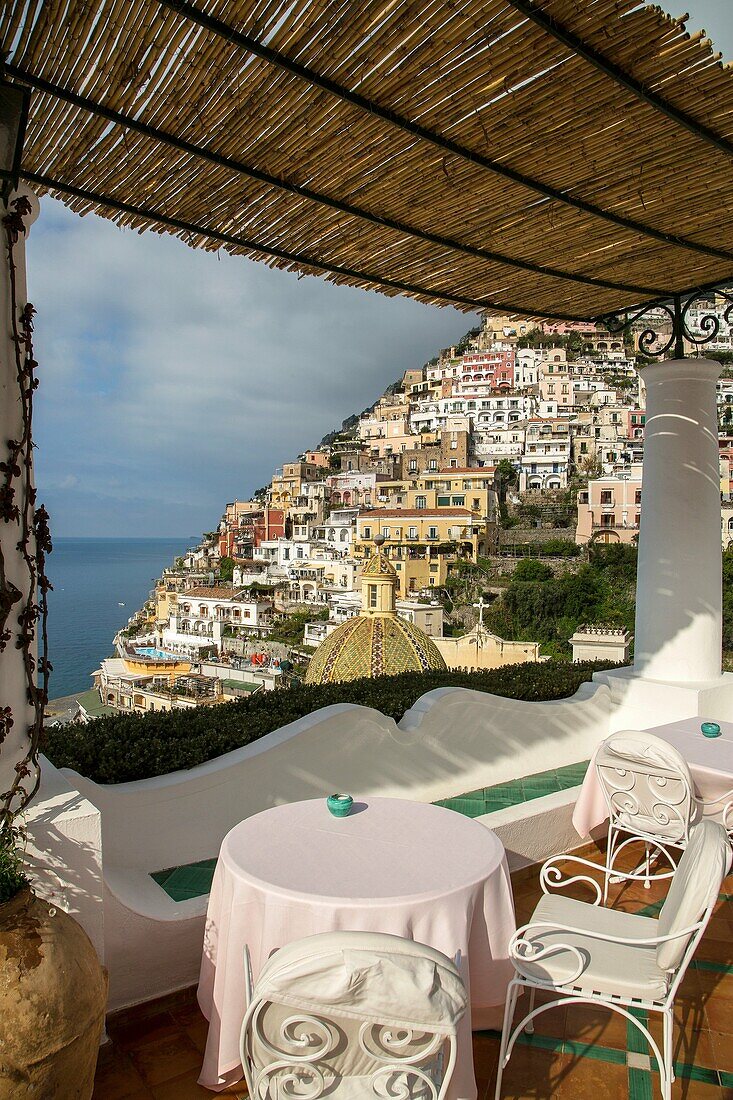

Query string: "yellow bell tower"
[360, 534, 398, 617]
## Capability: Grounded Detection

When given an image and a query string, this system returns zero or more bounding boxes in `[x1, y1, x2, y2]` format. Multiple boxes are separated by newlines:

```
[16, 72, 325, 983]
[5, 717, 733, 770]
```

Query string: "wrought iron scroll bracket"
[596, 289, 733, 360]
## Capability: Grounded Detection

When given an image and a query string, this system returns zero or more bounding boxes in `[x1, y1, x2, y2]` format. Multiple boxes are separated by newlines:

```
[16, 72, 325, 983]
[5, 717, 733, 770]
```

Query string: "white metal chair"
[239, 931, 468, 1100]
[596, 731, 733, 899]
[494, 820, 731, 1100]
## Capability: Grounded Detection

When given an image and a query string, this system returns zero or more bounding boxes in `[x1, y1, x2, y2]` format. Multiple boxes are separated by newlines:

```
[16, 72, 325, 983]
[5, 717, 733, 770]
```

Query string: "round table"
[197, 797, 516, 1098]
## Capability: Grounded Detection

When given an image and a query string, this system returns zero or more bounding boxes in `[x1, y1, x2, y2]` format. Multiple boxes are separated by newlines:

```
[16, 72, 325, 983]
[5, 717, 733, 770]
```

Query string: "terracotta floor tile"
[184, 1017, 210, 1055]
[92, 1046, 150, 1099]
[695, 971, 733, 998]
[491, 1045, 570, 1099]
[473, 1032, 501, 1080]
[670, 1079, 723, 1100]
[669, 1026, 718, 1070]
[169, 1001, 206, 1028]
[109, 1010, 181, 1051]
[704, 992, 733, 1035]
[564, 1002, 630, 1051]
[696, 939, 733, 965]
[150, 1070, 218, 1099]
[709, 1029, 733, 1073]
[555, 1055, 628, 1099]
[129, 1032, 203, 1087]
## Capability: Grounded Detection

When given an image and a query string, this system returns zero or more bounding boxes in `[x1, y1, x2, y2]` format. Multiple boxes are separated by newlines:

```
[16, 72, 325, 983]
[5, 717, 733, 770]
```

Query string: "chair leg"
[524, 987, 536, 1034]
[494, 981, 520, 1100]
[603, 823, 616, 902]
[663, 1008, 675, 1090]
[644, 842, 652, 890]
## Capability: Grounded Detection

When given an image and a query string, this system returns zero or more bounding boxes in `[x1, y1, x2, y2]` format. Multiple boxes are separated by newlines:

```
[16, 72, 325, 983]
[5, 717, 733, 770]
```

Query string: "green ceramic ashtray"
[327, 794, 353, 817]
[701, 722, 721, 738]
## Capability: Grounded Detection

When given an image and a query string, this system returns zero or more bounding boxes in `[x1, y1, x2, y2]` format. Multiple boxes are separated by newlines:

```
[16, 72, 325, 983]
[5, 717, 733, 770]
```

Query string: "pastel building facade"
[576, 466, 643, 545]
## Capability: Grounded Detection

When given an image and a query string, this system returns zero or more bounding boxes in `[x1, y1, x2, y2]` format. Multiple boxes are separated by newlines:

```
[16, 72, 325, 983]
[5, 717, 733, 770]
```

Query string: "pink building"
[626, 409, 646, 440]
[576, 466, 643, 545]
[460, 349, 514, 389]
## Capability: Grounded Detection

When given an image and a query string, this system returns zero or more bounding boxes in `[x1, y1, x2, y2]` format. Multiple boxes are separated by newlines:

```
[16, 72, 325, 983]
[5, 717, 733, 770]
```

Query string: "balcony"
[4, 8, 733, 1100]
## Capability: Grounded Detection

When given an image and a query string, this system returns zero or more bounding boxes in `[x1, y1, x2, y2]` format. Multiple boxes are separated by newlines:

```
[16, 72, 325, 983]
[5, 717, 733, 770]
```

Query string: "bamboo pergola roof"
[2, 0, 733, 321]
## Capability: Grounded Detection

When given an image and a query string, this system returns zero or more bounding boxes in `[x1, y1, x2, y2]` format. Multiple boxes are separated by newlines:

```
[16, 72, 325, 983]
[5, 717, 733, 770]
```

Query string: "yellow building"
[305, 538, 446, 684]
[374, 469, 496, 522]
[270, 460, 323, 506]
[354, 508, 489, 597]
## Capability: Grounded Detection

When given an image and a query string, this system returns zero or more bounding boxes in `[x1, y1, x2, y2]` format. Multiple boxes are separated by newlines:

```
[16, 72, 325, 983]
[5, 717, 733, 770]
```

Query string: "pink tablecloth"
[573, 719, 733, 837]
[197, 797, 516, 1099]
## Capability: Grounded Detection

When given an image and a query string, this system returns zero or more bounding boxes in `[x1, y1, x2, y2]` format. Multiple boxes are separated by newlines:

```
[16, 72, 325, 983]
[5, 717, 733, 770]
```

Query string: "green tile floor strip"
[151, 858, 217, 901]
[434, 761, 591, 817]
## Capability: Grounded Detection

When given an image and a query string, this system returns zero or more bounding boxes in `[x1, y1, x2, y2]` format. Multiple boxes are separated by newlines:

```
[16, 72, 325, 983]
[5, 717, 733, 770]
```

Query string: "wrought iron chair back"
[596, 731, 694, 846]
[239, 931, 467, 1100]
[594, 731, 695, 898]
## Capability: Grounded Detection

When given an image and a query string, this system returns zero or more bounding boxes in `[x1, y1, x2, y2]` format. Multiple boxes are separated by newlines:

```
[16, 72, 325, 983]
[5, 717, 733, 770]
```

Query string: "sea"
[46, 537, 191, 699]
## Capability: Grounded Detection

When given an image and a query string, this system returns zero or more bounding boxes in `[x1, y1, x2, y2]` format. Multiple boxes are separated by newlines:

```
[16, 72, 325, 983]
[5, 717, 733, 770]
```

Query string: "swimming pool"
[134, 646, 180, 661]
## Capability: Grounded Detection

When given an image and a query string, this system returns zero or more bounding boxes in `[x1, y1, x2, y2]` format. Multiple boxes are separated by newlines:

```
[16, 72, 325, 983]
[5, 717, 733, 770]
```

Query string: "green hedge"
[43, 660, 618, 785]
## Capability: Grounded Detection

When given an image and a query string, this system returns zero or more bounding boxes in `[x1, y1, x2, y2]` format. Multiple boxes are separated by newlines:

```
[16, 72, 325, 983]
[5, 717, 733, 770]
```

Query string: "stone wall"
[498, 526, 576, 545]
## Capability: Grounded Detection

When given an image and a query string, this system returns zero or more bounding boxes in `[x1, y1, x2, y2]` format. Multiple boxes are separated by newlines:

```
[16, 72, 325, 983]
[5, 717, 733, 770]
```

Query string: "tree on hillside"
[495, 459, 519, 503]
[512, 559, 553, 583]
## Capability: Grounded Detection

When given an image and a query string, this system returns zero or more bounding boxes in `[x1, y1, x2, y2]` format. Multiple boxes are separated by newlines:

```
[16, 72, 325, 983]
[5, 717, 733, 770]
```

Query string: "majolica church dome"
[304, 537, 447, 684]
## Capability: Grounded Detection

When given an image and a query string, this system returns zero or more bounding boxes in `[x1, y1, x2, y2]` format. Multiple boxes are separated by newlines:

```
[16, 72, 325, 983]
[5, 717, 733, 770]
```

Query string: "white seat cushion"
[514, 894, 669, 1001]
[657, 820, 731, 970]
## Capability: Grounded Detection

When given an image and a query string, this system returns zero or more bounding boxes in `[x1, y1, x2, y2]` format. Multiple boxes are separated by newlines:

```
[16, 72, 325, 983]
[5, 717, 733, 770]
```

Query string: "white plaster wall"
[486, 787, 591, 872]
[67, 682, 611, 875]
[24, 757, 104, 962]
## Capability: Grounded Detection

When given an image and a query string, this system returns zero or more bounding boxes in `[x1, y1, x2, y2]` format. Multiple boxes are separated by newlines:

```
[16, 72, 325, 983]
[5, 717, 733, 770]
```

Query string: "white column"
[634, 358, 722, 683]
[0, 186, 40, 807]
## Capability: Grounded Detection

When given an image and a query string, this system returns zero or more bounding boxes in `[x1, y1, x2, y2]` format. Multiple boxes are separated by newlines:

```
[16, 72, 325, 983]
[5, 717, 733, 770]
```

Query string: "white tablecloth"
[197, 797, 516, 1098]
[573, 719, 733, 837]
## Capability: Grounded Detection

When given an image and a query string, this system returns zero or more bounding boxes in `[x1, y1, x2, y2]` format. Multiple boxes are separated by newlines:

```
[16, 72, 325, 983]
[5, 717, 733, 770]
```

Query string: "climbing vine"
[0, 193, 52, 841]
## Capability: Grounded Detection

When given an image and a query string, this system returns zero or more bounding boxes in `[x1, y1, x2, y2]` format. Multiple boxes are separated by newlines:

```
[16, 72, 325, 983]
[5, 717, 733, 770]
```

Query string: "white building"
[472, 424, 525, 465]
[163, 587, 273, 648]
[519, 418, 572, 490]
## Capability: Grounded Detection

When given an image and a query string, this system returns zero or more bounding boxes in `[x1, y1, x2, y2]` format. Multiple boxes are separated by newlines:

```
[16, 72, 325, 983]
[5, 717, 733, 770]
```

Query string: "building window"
[363, 526, 371, 539]
[600, 490, 613, 505]
[408, 526, 418, 539]
[381, 527, 390, 539]
[635, 489, 642, 505]
[428, 527, 438, 540]
[416, 496, 427, 509]
[437, 495, 450, 506]
[368, 584, 377, 608]
[452, 496, 465, 506]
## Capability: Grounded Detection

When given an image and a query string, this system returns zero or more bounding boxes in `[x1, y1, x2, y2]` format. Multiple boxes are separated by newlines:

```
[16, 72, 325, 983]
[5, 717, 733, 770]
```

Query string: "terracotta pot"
[0, 888, 107, 1099]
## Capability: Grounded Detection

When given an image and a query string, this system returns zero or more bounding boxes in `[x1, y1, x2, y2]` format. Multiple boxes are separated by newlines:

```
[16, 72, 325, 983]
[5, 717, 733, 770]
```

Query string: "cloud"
[27, 198, 475, 537]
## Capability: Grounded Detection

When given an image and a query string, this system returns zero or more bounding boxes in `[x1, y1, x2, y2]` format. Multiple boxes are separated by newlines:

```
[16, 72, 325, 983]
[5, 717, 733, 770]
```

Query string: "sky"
[26, 0, 733, 539]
